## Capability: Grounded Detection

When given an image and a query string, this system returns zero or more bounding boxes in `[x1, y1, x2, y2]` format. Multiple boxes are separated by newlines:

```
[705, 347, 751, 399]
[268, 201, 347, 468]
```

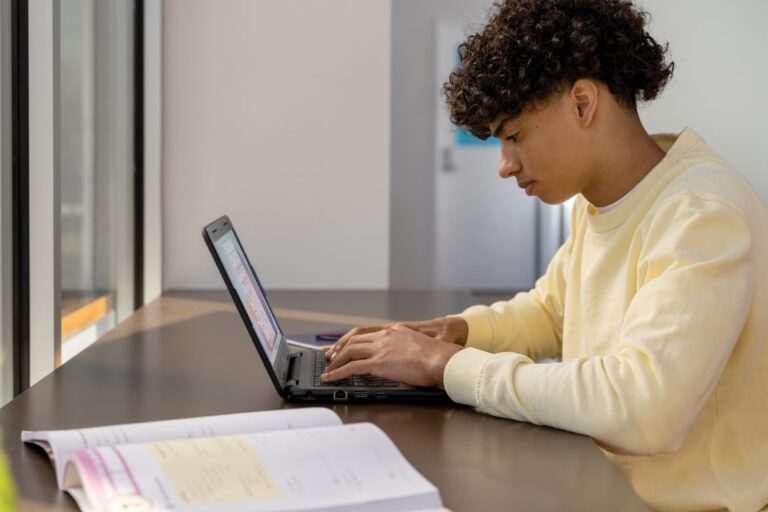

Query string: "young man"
[321, 0, 768, 510]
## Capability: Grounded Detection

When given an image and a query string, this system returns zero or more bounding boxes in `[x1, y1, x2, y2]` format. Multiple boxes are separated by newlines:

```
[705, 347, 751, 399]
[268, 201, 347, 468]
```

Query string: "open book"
[22, 408, 448, 512]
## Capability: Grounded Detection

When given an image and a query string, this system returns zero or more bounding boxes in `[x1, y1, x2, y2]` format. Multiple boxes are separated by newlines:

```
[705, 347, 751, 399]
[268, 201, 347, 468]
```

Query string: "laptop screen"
[213, 230, 283, 365]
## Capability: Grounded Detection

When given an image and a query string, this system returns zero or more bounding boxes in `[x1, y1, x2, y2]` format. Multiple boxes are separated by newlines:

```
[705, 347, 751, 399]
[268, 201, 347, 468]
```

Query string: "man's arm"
[444, 194, 753, 455]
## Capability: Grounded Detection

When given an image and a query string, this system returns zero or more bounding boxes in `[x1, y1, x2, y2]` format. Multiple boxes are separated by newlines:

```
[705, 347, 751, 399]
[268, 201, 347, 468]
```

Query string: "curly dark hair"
[443, 0, 674, 139]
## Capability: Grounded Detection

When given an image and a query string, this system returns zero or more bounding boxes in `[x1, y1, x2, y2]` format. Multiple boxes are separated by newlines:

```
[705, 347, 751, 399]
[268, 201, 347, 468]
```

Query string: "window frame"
[9, 0, 31, 396]
[142, 0, 162, 306]
[1, 0, 18, 404]
[27, 0, 62, 386]
[6, 0, 160, 397]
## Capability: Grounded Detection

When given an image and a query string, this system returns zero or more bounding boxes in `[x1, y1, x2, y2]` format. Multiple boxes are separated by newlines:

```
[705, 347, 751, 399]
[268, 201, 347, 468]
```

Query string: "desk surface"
[1, 290, 651, 511]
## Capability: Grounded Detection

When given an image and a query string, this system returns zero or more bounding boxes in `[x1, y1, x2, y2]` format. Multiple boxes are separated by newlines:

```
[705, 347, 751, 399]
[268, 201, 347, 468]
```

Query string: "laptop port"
[351, 391, 369, 399]
[333, 390, 348, 401]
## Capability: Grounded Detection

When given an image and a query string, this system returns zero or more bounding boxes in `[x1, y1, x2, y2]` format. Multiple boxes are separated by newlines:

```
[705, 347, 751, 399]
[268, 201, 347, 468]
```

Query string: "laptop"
[202, 215, 449, 403]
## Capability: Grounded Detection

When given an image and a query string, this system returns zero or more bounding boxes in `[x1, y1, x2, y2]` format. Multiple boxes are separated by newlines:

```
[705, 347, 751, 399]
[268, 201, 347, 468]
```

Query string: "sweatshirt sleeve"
[458, 225, 572, 361]
[445, 194, 753, 455]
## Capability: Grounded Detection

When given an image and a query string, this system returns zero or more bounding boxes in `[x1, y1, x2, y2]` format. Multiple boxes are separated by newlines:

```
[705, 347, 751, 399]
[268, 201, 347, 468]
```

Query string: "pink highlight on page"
[71, 450, 113, 510]
[71, 448, 152, 511]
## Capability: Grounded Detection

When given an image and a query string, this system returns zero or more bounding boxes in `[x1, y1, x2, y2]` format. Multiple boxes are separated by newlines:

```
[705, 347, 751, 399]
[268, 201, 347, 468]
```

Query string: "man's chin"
[536, 193, 560, 205]
[538, 191, 576, 206]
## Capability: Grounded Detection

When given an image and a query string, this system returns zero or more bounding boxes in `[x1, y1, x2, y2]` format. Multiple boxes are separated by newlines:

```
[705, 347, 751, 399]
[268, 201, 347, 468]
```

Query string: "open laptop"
[202, 215, 449, 403]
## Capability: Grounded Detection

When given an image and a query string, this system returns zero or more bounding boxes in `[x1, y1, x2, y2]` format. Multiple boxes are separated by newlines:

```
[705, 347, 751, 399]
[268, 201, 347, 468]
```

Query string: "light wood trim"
[61, 295, 109, 340]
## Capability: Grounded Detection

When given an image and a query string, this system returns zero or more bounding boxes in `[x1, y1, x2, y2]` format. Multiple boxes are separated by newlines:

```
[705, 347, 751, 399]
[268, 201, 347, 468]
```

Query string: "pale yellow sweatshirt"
[444, 128, 768, 512]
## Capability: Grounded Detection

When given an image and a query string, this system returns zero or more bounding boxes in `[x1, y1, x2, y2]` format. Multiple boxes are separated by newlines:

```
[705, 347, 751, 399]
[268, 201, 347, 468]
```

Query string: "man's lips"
[517, 180, 533, 189]
[518, 180, 536, 196]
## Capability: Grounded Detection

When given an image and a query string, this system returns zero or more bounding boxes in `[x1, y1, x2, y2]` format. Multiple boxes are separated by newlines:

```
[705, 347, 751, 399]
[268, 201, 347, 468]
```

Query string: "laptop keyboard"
[313, 352, 401, 388]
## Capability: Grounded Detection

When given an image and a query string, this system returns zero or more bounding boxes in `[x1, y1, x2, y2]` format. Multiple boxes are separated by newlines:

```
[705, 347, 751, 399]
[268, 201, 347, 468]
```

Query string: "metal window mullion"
[79, 0, 96, 292]
[142, 0, 162, 305]
[28, 0, 61, 384]
[10, 0, 29, 395]
[133, 0, 144, 310]
[113, 0, 135, 322]
[94, 0, 134, 323]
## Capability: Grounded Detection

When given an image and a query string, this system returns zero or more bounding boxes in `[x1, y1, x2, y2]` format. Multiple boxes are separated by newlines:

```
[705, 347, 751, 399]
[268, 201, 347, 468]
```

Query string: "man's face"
[488, 92, 593, 205]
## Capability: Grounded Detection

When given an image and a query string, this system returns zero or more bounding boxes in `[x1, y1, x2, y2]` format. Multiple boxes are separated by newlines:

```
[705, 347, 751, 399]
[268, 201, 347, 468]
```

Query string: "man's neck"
[583, 115, 667, 208]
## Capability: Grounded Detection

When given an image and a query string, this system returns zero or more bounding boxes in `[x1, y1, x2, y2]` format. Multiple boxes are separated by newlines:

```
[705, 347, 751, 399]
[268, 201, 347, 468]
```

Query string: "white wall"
[163, 0, 391, 290]
[638, 0, 768, 202]
[163, 1, 767, 291]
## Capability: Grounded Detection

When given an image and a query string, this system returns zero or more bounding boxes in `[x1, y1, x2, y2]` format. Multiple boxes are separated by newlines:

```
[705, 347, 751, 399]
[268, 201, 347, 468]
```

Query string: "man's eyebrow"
[492, 117, 514, 139]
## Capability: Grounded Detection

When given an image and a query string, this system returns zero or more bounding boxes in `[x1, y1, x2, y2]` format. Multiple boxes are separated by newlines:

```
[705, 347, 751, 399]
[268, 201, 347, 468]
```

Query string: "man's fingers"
[325, 342, 375, 372]
[326, 328, 355, 361]
[320, 360, 371, 382]
[323, 320, 416, 362]
[326, 327, 384, 361]
[326, 326, 373, 360]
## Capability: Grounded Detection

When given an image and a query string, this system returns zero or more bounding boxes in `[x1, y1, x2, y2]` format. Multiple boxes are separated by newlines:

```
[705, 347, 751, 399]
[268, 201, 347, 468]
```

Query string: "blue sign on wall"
[451, 47, 499, 148]
[455, 127, 499, 147]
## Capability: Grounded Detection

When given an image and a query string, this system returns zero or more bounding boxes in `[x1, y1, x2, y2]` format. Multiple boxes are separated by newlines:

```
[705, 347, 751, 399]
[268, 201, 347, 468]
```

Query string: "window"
[59, 0, 135, 362]
[8, 0, 156, 396]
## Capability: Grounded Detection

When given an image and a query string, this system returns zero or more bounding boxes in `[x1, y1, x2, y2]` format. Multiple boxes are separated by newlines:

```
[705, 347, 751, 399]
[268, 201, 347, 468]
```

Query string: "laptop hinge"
[285, 352, 302, 388]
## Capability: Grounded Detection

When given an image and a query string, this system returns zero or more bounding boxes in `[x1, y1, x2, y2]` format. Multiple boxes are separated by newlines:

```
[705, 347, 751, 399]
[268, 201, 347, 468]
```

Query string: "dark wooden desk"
[1, 291, 650, 511]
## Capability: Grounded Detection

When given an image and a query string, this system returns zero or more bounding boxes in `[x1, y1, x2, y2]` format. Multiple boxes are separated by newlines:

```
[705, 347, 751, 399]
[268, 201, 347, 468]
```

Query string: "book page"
[149, 436, 282, 503]
[65, 488, 94, 512]
[22, 407, 340, 488]
[64, 423, 442, 512]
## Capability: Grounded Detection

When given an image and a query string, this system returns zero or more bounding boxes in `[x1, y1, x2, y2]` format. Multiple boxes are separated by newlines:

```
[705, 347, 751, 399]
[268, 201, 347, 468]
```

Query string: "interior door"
[434, 22, 537, 291]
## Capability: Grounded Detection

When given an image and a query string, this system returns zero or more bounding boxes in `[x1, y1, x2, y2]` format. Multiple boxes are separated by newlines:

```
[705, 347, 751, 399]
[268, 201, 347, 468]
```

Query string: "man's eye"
[505, 132, 519, 142]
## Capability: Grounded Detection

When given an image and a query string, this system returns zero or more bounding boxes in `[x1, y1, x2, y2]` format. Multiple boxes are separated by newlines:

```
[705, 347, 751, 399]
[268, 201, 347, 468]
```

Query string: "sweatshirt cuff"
[459, 305, 496, 352]
[443, 347, 495, 407]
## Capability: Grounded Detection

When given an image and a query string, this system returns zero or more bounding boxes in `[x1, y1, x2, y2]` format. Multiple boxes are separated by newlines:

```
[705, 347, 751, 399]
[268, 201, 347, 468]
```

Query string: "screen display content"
[214, 231, 282, 364]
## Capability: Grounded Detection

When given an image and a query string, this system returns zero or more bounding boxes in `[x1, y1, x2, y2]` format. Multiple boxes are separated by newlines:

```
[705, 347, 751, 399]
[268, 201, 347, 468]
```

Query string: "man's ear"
[570, 79, 599, 127]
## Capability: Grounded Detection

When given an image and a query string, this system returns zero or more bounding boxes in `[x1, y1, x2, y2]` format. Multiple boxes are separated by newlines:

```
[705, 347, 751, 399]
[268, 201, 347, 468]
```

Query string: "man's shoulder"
[651, 136, 761, 220]
[660, 165, 751, 210]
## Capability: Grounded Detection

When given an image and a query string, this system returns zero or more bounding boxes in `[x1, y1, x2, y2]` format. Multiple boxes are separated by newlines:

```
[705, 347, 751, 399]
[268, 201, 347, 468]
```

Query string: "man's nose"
[498, 154, 522, 179]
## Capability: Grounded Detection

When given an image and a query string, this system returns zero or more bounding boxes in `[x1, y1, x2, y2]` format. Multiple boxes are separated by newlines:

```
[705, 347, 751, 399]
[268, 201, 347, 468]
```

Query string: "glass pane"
[59, 0, 134, 362]
[0, 0, 13, 405]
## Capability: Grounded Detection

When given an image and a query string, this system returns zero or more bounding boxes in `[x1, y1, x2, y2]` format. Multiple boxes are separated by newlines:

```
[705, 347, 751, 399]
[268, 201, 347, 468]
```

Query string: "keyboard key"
[311, 352, 401, 388]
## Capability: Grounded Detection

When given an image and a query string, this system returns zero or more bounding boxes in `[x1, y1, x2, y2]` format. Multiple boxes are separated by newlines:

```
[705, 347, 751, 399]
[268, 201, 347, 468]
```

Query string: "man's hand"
[325, 316, 468, 363]
[320, 323, 464, 388]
